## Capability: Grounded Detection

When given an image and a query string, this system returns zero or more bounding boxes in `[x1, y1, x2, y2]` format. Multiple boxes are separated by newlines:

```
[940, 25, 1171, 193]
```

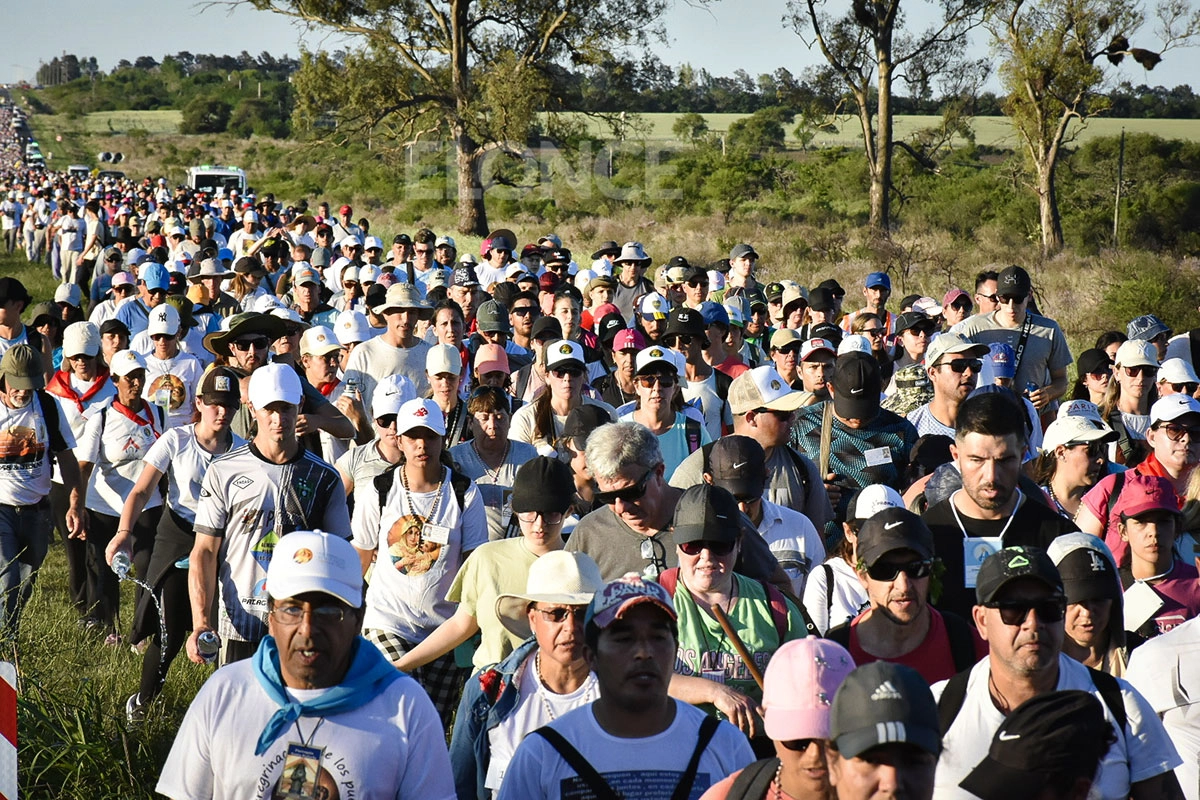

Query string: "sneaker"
[125, 692, 146, 725]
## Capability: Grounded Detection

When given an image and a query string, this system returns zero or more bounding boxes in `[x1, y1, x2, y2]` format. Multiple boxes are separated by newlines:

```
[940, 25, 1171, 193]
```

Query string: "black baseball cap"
[809, 322, 843, 347]
[595, 313, 626, 347]
[975, 546, 1063, 605]
[816, 278, 846, 298]
[663, 307, 707, 342]
[894, 311, 935, 336]
[530, 316, 563, 342]
[393, 233, 412, 245]
[0, 277, 32, 309]
[997, 265, 1032, 299]
[856, 507, 934, 567]
[1054, 544, 1120, 604]
[705, 436, 766, 500]
[765, 282, 786, 303]
[1076, 348, 1112, 376]
[561, 404, 613, 451]
[959, 691, 1113, 800]
[511, 456, 575, 514]
[831, 352, 882, 421]
[672, 484, 741, 547]
[809, 287, 837, 313]
[830, 662, 941, 760]
[99, 319, 131, 337]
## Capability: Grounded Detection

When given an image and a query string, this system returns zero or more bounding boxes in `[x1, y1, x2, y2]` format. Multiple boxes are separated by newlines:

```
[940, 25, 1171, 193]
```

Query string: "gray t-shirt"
[955, 311, 1073, 392]
[448, 439, 540, 540]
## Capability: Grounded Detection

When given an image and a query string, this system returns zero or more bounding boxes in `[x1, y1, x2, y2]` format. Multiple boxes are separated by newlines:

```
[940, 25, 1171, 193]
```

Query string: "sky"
[2, 0, 1195, 93]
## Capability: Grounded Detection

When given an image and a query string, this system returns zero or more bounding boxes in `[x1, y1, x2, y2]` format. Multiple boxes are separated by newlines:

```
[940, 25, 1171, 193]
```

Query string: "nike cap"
[671, 484, 741, 547]
[830, 661, 941, 760]
[705, 435, 766, 501]
[855, 507, 934, 568]
[831, 351, 882, 421]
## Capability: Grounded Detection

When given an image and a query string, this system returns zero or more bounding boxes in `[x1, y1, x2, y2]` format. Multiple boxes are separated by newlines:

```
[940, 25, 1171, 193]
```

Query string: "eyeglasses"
[511, 306, 537, 316]
[375, 414, 398, 428]
[533, 605, 583, 624]
[231, 337, 269, 351]
[678, 540, 736, 557]
[984, 597, 1067, 625]
[636, 374, 676, 388]
[270, 605, 348, 625]
[1172, 383, 1199, 394]
[1157, 422, 1200, 442]
[864, 560, 933, 582]
[1066, 441, 1108, 459]
[593, 469, 654, 506]
[781, 738, 822, 752]
[516, 510, 564, 525]
[941, 358, 982, 374]
[1122, 365, 1157, 378]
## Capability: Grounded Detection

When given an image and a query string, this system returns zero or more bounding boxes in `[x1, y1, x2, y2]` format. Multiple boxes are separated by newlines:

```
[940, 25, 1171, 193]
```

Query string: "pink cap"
[112, 271, 135, 288]
[763, 638, 855, 741]
[613, 328, 646, 351]
[474, 343, 510, 376]
[942, 288, 969, 307]
[1112, 473, 1181, 519]
[592, 302, 621, 320]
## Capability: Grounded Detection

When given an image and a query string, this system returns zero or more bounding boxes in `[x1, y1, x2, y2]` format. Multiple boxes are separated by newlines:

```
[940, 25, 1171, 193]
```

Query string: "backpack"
[374, 461, 471, 514]
[725, 758, 781, 800]
[656, 567, 812, 641]
[824, 609, 978, 674]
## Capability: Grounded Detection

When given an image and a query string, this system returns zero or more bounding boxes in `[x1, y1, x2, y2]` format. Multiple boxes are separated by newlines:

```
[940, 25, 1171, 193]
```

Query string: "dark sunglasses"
[1172, 382, 1199, 394]
[533, 605, 583, 623]
[865, 560, 933, 582]
[1066, 441, 1108, 458]
[550, 367, 584, 379]
[976, 293, 1000, 304]
[375, 414, 397, 428]
[678, 540, 736, 557]
[684, 278, 707, 288]
[636, 374, 676, 388]
[997, 295, 1025, 306]
[941, 358, 982, 374]
[517, 510, 564, 525]
[985, 597, 1067, 625]
[781, 738, 822, 752]
[593, 469, 654, 506]
[1123, 365, 1157, 378]
[670, 335, 696, 347]
[231, 337, 269, 351]
[860, 327, 885, 337]
[1157, 422, 1200, 442]
[150, 333, 175, 342]
[511, 306, 537, 316]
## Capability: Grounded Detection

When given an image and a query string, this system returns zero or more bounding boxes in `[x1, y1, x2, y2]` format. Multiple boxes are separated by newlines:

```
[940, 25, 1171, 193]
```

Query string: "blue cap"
[140, 263, 170, 292]
[217, 247, 234, 262]
[989, 342, 1016, 379]
[698, 300, 729, 328]
[865, 272, 891, 290]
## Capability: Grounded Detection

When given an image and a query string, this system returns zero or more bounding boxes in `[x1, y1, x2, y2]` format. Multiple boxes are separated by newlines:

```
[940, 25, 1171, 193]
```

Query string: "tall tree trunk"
[1036, 160, 1064, 256]
[870, 52, 894, 233]
[454, 126, 488, 236]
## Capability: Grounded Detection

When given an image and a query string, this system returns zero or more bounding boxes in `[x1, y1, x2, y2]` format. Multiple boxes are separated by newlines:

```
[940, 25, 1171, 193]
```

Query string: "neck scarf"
[252, 635, 402, 755]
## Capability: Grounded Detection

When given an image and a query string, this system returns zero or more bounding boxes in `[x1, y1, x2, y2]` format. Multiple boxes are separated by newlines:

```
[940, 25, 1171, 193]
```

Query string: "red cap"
[539, 273, 560, 292]
[613, 328, 646, 351]
[1112, 473, 1181, 519]
[339, 204, 352, 215]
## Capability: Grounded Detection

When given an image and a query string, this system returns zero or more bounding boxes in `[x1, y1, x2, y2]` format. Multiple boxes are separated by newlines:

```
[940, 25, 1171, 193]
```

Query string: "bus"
[186, 165, 247, 196]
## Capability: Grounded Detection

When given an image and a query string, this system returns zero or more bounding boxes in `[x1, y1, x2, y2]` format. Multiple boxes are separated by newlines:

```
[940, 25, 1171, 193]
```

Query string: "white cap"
[426, 343, 462, 377]
[838, 334, 872, 356]
[300, 325, 340, 357]
[635, 345, 678, 375]
[850, 485, 905, 521]
[638, 292, 670, 319]
[912, 296, 943, 317]
[435, 236, 456, 249]
[574, 269, 597, 293]
[251, 294, 283, 314]
[270, 306, 305, 328]
[54, 283, 82, 307]
[109, 349, 147, 377]
[800, 338, 836, 361]
[242, 210, 258, 223]
[1151, 394, 1200, 425]
[1057, 399, 1105, 425]
[147, 304, 182, 337]
[1041, 415, 1117, 453]
[266, 530, 363, 608]
[371, 374, 416, 418]
[339, 235, 361, 249]
[363, 235, 384, 251]
[1114, 339, 1158, 369]
[396, 398, 446, 436]
[505, 263, 528, 279]
[358, 265, 381, 284]
[62, 321, 100, 358]
[248, 363, 303, 408]
[1158, 358, 1200, 385]
[708, 270, 726, 293]
[545, 339, 586, 372]
[334, 310, 370, 345]
[723, 301, 745, 327]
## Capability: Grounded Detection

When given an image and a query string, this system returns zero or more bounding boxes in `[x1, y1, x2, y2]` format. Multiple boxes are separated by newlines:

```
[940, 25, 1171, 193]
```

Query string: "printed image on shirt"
[272, 744, 337, 800]
[387, 513, 441, 575]
[0, 424, 43, 463]
[147, 373, 187, 412]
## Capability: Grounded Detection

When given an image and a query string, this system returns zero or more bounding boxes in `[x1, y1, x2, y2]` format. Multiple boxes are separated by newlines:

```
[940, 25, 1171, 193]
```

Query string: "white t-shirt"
[342, 336, 431, 419]
[0, 394, 75, 506]
[510, 398, 615, 458]
[144, 425, 245, 524]
[757, 499, 825, 596]
[355, 466, 488, 642]
[680, 372, 731, 442]
[141, 350, 205, 430]
[48, 374, 116, 484]
[932, 654, 1181, 800]
[335, 440, 394, 514]
[486, 653, 600, 792]
[155, 657, 455, 800]
[79, 400, 164, 517]
[448, 439, 539, 540]
[802, 556, 868, 635]
[907, 403, 957, 438]
[496, 699, 753, 800]
[1126, 616, 1200, 800]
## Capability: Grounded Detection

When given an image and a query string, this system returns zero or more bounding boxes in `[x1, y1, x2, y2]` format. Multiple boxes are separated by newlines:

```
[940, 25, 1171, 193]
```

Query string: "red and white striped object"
[0, 662, 14, 800]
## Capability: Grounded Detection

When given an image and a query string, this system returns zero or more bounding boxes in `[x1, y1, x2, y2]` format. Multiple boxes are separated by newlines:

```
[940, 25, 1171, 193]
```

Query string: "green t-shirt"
[673, 573, 805, 709]
[447, 537, 540, 669]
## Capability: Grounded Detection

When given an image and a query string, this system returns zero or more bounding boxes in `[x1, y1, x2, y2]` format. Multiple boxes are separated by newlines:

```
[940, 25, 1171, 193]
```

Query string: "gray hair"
[585, 421, 663, 482]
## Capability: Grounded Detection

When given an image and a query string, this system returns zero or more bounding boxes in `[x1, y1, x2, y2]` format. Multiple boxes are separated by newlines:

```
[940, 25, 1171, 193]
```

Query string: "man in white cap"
[342, 283, 434, 419]
[158, 530, 455, 799]
[139, 303, 205, 429]
[187, 363, 351, 666]
[226, 209, 261, 258]
[906, 333, 990, 437]
[291, 264, 338, 326]
[498, 574, 754, 799]
[611, 242, 654, 320]
[334, 375, 414, 522]
[299, 325, 372, 464]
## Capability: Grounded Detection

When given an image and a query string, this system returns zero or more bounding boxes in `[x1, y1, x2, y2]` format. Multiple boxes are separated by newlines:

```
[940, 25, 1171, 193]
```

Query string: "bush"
[179, 97, 230, 134]
[1097, 256, 1200, 339]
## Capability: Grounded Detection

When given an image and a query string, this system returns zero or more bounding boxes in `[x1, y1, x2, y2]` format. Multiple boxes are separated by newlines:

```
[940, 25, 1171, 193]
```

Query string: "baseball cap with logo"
[545, 339, 586, 373]
[139, 262, 170, 293]
[1058, 399, 1105, 425]
[706, 435, 767, 500]
[147, 304, 181, 337]
[452, 265, 480, 288]
[638, 292, 670, 320]
[109, 349, 147, 378]
[988, 342, 1016, 380]
[1111, 473, 1181, 520]
[1151, 393, 1200, 425]
[371, 374, 416, 418]
[997, 265, 1032, 299]
[426, 343, 462, 377]
[0, 344, 45, 390]
[672, 484, 742, 546]
[800, 338, 836, 362]
[1114, 339, 1158, 369]
[595, 313, 626, 347]
[1048, 533, 1121, 605]
[199, 366, 241, 406]
[476, 300, 512, 334]
[62, 321, 101, 359]
[831, 352, 882, 421]
[248, 362, 303, 408]
[266, 530, 364, 609]
[585, 573, 677, 630]
[300, 325, 340, 357]
[855, 507, 934, 568]
[635, 346, 678, 375]
[829, 661, 941, 759]
[1040, 415, 1117, 454]
[975, 546, 1063, 605]
[838, 334, 872, 356]
[763, 638, 855, 742]
[613, 328, 646, 352]
[846, 485, 906, 522]
[728, 364, 812, 416]
[396, 397, 447, 437]
[864, 272, 891, 290]
[334, 310, 371, 345]
[292, 265, 321, 287]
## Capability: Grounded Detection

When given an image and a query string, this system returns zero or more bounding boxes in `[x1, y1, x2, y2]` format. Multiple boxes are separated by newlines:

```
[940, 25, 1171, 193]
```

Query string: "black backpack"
[374, 460, 471, 513]
[824, 609, 978, 674]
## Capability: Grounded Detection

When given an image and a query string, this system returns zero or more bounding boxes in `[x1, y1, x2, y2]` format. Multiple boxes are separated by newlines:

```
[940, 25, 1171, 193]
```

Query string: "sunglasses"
[941, 358, 982, 374]
[637, 374, 676, 389]
[1157, 422, 1200, 442]
[511, 306, 537, 316]
[517, 510, 564, 524]
[678, 539, 736, 557]
[550, 367, 584, 379]
[985, 597, 1067, 625]
[1171, 382, 1199, 394]
[781, 738, 822, 752]
[671, 335, 696, 347]
[1122, 365, 1157, 378]
[684, 278, 707, 288]
[1066, 441, 1108, 458]
[150, 333, 175, 342]
[976, 293, 1000, 304]
[593, 469, 653, 506]
[865, 560, 933, 582]
[533, 605, 583, 624]
[231, 337, 269, 351]
[861, 327, 885, 337]
[1088, 369, 1111, 379]
[414, 248, 432, 255]
[997, 295, 1025, 306]
[375, 414, 397, 428]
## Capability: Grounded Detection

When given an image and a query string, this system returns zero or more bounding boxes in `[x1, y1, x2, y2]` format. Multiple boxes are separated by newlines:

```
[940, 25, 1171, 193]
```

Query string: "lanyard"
[949, 488, 1024, 540]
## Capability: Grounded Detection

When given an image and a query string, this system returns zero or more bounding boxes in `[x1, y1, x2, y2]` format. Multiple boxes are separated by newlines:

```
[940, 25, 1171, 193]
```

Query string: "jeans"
[0, 502, 51, 635]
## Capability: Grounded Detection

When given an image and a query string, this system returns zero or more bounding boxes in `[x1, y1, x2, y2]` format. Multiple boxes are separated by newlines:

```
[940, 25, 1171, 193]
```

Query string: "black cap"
[0, 277, 31, 309]
[1076, 348, 1112, 376]
[765, 282, 785, 303]
[831, 352, 882, 421]
[199, 366, 241, 406]
[817, 278, 846, 298]
[831, 662, 941, 759]
[705, 435, 766, 500]
[561, 404, 613, 450]
[590, 240, 621, 260]
[393, 233, 412, 245]
[809, 322, 843, 347]
[894, 311, 935, 336]
[663, 306, 707, 342]
[511, 456, 575, 514]
[857, 507, 934, 569]
[530, 316, 563, 342]
[959, 691, 1113, 800]
[543, 248, 572, 265]
[997, 265, 1032, 299]
[596, 312, 626, 347]
[99, 319, 130, 337]
[672, 484, 741, 547]
[452, 265, 480, 288]
[975, 546, 1063, 605]
[809, 287, 836, 313]
[364, 282, 388, 311]
[1055, 546, 1120, 604]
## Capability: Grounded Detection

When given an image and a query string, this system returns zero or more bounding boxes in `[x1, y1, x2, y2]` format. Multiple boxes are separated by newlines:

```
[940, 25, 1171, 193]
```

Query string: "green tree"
[989, 0, 1199, 255]
[672, 112, 709, 145]
[789, 0, 994, 234]
[179, 96, 232, 134]
[228, 97, 288, 139]
[726, 107, 789, 152]
[259, 0, 672, 235]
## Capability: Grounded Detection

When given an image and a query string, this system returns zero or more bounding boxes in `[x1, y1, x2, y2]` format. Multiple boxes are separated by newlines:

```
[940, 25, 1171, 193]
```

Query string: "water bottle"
[112, 551, 132, 580]
[197, 631, 220, 664]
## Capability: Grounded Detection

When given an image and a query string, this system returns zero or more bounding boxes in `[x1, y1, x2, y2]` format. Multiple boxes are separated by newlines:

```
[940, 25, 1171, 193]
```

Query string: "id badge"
[864, 446, 892, 468]
[278, 742, 325, 800]
[500, 490, 513, 529]
[963, 537, 1003, 588]
[422, 523, 451, 546]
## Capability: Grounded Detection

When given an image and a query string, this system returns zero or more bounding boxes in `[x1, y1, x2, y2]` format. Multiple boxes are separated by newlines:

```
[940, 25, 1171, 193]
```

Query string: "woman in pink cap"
[700, 638, 855, 800]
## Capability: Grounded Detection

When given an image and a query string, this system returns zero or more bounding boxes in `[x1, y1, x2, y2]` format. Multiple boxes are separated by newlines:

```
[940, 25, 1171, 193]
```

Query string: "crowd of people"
[3, 160, 1200, 799]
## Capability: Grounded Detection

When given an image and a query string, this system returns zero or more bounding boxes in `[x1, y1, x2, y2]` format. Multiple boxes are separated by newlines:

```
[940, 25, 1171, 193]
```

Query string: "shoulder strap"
[783, 445, 812, 507]
[819, 401, 835, 479]
[36, 389, 67, 453]
[1105, 471, 1125, 523]
[713, 368, 732, 400]
[1088, 667, 1128, 732]
[942, 611, 979, 673]
[825, 621, 852, 649]
[761, 579, 815, 639]
[670, 715, 722, 800]
[532, 727, 621, 800]
[936, 669, 972, 735]
[822, 563, 835, 618]
[726, 758, 781, 800]
[1011, 312, 1036, 381]
[658, 567, 680, 596]
[374, 464, 399, 511]
[684, 417, 703, 454]
[450, 467, 470, 512]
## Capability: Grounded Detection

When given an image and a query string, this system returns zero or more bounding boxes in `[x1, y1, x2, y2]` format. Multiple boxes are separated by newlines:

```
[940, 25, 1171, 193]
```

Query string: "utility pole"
[1113, 128, 1125, 248]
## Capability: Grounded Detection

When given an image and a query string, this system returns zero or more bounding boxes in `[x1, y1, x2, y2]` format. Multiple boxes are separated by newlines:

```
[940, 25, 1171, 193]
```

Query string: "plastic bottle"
[112, 551, 132, 580]
[197, 631, 220, 664]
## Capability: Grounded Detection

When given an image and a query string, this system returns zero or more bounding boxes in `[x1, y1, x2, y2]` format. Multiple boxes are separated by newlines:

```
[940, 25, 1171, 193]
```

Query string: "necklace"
[1044, 484, 1070, 518]
[398, 463, 444, 542]
[472, 439, 509, 482]
[987, 671, 1011, 714]
[772, 759, 784, 800]
[534, 652, 594, 721]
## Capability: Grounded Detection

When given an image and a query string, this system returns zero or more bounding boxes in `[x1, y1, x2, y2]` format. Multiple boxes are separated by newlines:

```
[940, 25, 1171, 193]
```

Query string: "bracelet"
[116, 529, 132, 535]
